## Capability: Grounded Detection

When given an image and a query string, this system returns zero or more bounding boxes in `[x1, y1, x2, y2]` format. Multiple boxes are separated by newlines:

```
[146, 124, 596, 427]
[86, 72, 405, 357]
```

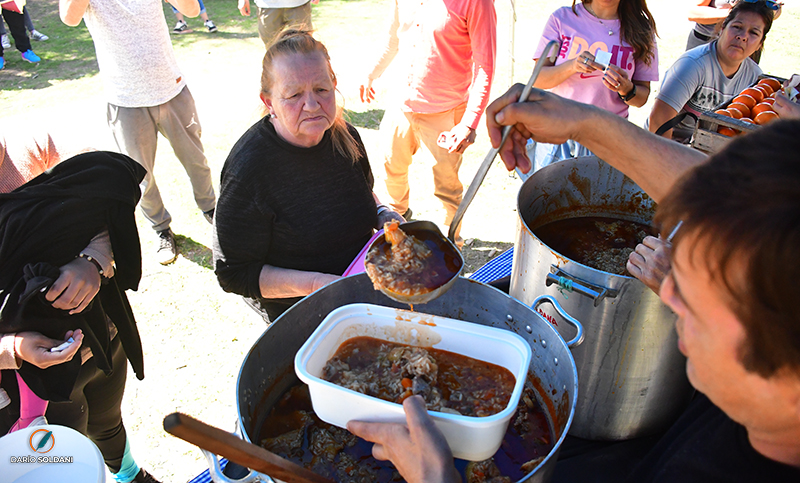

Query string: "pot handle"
[201, 448, 271, 483]
[545, 267, 619, 307]
[532, 295, 585, 348]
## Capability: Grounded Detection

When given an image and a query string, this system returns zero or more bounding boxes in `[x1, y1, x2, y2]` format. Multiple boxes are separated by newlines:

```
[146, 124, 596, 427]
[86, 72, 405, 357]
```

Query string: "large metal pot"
[225, 274, 579, 483]
[510, 156, 694, 441]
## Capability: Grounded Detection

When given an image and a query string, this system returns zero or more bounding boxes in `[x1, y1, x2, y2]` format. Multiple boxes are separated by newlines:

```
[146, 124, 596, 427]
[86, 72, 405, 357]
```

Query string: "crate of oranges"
[691, 76, 785, 154]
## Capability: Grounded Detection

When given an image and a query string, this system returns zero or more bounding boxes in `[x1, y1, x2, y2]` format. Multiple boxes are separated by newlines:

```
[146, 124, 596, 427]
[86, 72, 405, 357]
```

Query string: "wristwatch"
[619, 84, 637, 102]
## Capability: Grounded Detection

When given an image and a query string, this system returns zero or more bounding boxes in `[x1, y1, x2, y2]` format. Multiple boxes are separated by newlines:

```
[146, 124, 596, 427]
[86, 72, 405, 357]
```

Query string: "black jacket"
[0, 151, 147, 401]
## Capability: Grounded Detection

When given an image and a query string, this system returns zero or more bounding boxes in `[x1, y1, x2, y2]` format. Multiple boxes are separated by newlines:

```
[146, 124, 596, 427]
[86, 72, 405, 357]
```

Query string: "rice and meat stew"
[365, 221, 459, 297]
[322, 336, 515, 417]
[258, 382, 555, 482]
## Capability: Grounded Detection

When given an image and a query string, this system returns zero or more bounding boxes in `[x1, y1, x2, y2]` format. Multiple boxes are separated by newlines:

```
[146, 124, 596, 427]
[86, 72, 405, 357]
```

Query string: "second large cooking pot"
[510, 156, 694, 441]
[232, 275, 579, 483]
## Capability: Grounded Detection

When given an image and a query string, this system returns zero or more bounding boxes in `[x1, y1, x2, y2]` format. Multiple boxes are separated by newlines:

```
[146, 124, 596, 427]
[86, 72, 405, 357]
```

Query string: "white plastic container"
[294, 303, 532, 461]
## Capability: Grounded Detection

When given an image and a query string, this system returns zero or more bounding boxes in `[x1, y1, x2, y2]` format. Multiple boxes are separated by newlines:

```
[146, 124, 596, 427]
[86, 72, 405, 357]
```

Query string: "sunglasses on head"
[739, 0, 781, 11]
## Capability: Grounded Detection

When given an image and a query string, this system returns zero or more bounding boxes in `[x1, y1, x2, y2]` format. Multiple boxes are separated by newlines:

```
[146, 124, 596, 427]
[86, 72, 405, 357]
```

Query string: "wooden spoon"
[163, 412, 333, 483]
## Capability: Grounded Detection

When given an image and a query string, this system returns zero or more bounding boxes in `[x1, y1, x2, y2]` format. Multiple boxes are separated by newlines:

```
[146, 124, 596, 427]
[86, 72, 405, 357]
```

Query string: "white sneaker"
[1, 34, 10, 49]
[0, 388, 10, 410]
[173, 20, 190, 34]
[30, 30, 49, 41]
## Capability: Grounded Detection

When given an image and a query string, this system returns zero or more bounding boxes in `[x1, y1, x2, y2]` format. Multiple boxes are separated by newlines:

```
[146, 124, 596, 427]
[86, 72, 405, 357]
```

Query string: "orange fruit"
[755, 111, 779, 125]
[726, 108, 743, 119]
[715, 109, 732, 117]
[741, 88, 764, 103]
[759, 78, 782, 92]
[733, 94, 757, 110]
[761, 97, 776, 106]
[754, 84, 772, 98]
[728, 102, 751, 118]
[739, 117, 755, 124]
[718, 126, 739, 137]
[751, 102, 775, 117]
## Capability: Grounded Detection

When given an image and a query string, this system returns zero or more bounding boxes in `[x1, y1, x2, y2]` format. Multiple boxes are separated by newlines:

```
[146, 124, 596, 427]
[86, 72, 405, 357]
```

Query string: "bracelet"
[619, 84, 637, 102]
[78, 253, 105, 277]
[376, 204, 392, 216]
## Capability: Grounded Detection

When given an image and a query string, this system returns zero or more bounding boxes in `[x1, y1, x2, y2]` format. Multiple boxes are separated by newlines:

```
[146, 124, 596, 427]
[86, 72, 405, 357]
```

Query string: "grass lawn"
[1, 1, 799, 481]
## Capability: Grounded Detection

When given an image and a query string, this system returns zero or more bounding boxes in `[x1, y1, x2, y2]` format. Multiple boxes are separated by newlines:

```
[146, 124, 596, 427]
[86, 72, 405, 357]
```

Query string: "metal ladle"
[366, 220, 464, 305]
[447, 40, 560, 242]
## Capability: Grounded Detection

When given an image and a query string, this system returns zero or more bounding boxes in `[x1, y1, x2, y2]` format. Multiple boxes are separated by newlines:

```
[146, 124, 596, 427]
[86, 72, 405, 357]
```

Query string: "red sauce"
[257, 382, 555, 482]
[323, 336, 516, 417]
[534, 216, 652, 275]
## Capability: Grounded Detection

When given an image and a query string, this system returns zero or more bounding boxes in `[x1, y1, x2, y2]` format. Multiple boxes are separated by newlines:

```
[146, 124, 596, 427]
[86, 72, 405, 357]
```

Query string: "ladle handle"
[447, 40, 560, 243]
[532, 295, 585, 348]
[163, 412, 334, 483]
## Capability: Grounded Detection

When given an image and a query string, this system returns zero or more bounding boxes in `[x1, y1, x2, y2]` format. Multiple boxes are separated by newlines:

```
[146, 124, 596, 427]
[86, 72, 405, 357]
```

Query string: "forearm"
[167, 0, 200, 17]
[0, 333, 21, 370]
[81, 229, 115, 278]
[259, 264, 339, 299]
[534, 62, 576, 90]
[60, 0, 90, 26]
[573, 106, 706, 201]
[648, 99, 680, 138]
[368, 2, 400, 81]
[688, 6, 730, 24]
[626, 82, 651, 109]
[462, 64, 494, 130]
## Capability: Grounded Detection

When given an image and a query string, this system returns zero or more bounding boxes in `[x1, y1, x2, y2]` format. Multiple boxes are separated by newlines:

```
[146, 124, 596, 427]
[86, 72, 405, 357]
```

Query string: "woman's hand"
[359, 79, 376, 104]
[46, 257, 102, 314]
[627, 236, 672, 294]
[573, 51, 597, 75]
[14, 329, 84, 369]
[773, 92, 800, 120]
[602, 64, 632, 96]
[348, 396, 461, 483]
[377, 209, 405, 228]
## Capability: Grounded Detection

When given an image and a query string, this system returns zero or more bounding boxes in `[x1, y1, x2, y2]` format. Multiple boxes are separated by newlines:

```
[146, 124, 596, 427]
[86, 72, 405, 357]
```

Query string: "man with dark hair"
[349, 87, 800, 482]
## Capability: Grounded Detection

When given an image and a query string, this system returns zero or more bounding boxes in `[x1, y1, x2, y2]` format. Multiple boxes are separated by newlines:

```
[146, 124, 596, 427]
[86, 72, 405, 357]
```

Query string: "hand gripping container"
[295, 303, 532, 461]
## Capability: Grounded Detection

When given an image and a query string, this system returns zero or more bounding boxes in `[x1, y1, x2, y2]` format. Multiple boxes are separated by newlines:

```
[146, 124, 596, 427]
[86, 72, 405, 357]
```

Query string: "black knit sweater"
[213, 118, 377, 320]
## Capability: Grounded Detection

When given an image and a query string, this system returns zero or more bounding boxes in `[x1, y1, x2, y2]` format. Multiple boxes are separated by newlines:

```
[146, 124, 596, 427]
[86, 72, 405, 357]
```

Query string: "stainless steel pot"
[222, 275, 579, 483]
[510, 156, 694, 441]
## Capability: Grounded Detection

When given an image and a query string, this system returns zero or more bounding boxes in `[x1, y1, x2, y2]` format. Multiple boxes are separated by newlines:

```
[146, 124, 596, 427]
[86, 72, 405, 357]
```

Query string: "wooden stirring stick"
[163, 412, 333, 483]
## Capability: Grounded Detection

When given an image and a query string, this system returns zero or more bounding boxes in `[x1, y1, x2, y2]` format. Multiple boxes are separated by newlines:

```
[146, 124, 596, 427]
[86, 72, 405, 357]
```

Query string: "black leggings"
[0, 8, 31, 56]
[46, 336, 129, 472]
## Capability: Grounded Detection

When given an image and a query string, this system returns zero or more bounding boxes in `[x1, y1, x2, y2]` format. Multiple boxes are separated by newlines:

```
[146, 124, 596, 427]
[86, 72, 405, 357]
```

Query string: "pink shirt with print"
[368, 0, 497, 130]
[534, 3, 659, 118]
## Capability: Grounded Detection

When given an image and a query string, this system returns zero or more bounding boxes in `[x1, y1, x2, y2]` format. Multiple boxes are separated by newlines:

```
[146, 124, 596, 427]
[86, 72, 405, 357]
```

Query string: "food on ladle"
[365, 220, 437, 296]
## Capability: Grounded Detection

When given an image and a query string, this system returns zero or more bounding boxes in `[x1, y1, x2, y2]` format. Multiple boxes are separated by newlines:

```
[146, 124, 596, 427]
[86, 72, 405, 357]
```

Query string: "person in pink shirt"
[359, 0, 496, 241]
[521, 0, 659, 177]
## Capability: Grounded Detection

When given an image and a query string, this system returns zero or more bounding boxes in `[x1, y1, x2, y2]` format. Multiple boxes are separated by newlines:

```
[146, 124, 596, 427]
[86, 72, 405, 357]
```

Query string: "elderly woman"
[213, 30, 402, 322]
[647, 0, 775, 141]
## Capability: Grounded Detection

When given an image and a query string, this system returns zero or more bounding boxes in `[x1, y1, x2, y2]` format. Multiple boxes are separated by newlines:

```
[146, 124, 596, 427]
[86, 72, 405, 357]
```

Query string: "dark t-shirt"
[212, 118, 377, 320]
[555, 393, 800, 482]
[624, 394, 800, 482]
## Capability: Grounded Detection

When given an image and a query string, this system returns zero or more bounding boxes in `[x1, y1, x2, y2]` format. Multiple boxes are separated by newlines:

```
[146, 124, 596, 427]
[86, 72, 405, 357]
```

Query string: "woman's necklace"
[585, 3, 616, 36]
